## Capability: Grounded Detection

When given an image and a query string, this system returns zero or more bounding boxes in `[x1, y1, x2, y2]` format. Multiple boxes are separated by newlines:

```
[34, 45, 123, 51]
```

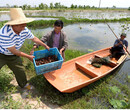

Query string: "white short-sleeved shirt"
[0, 25, 34, 55]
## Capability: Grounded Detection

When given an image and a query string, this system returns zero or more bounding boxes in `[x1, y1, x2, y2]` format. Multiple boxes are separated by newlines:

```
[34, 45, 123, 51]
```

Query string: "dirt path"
[0, 78, 60, 109]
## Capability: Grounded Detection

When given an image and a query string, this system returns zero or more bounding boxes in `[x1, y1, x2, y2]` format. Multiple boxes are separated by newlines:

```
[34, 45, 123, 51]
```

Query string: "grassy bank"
[21, 17, 130, 29]
[0, 17, 130, 29]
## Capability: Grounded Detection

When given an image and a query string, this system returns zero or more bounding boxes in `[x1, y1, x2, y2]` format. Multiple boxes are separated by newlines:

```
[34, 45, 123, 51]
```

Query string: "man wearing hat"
[110, 33, 128, 58]
[0, 8, 50, 89]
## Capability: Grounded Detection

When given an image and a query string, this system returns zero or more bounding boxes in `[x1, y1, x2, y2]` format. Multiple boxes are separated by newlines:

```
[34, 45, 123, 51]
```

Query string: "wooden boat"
[43, 47, 127, 93]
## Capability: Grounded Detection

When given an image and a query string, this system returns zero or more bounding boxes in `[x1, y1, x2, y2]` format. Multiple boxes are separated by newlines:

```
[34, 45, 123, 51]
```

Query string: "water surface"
[33, 23, 130, 51]
[0, 10, 130, 21]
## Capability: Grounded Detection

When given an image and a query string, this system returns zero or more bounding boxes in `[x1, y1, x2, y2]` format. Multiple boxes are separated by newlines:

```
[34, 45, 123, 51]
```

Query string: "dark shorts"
[110, 46, 125, 58]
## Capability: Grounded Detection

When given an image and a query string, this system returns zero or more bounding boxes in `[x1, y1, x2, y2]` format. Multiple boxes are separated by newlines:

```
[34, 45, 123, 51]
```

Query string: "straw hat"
[5, 8, 34, 25]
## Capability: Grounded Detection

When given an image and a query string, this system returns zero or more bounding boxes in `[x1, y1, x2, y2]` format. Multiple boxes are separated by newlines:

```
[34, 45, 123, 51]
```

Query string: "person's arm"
[30, 36, 50, 54]
[114, 42, 123, 47]
[125, 40, 129, 53]
[59, 48, 65, 54]
[30, 45, 37, 55]
[114, 39, 123, 47]
[31, 36, 49, 49]
[30, 32, 51, 55]
[126, 47, 129, 52]
[8, 46, 34, 61]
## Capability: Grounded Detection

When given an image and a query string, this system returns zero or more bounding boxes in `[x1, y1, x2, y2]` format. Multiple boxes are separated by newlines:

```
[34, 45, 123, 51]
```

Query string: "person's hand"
[30, 49, 34, 55]
[30, 46, 37, 55]
[60, 48, 64, 55]
[45, 45, 50, 51]
[27, 55, 35, 62]
[60, 49, 62, 55]
[119, 41, 123, 45]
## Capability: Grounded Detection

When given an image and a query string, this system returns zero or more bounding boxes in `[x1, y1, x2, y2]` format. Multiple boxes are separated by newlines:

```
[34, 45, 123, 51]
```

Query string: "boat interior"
[44, 48, 126, 92]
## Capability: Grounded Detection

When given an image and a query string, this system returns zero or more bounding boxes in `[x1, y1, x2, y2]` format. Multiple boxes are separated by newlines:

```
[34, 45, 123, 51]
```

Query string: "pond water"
[0, 10, 130, 21]
[0, 11, 58, 21]
[33, 22, 130, 51]
[26, 10, 130, 19]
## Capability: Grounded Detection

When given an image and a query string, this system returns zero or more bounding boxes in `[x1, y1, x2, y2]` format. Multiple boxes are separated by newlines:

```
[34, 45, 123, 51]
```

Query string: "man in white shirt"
[0, 8, 50, 89]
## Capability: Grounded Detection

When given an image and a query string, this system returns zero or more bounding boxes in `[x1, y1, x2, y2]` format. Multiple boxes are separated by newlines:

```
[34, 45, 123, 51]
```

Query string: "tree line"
[4, 2, 97, 10]
[2, 2, 130, 10]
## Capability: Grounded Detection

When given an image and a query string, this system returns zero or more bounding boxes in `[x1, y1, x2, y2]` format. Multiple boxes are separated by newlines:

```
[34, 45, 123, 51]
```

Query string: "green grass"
[0, 66, 13, 92]
[1, 17, 130, 29]
[0, 94, 32, 109]
[27, 17, 130, 29]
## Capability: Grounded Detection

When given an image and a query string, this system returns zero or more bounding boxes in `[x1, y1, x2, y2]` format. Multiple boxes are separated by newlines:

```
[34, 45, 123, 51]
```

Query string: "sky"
[0, 0, 130, 8]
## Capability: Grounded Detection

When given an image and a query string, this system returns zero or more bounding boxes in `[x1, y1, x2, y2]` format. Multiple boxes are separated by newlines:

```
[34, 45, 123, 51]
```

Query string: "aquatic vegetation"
[1, 17, 130, 29]
[28, 17, 130, 29]
[120, 22, 130, 33]
[109, 86, 121, 94]
[87, 49, 94, 52]
[109, 99, 128, 109]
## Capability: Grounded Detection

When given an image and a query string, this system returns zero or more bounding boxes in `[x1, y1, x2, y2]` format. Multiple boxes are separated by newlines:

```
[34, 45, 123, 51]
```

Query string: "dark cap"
[121, 33, 126, 37]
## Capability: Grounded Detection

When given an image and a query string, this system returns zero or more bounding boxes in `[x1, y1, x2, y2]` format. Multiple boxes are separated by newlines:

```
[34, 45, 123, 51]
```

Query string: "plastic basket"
[33, 47, 63, 75]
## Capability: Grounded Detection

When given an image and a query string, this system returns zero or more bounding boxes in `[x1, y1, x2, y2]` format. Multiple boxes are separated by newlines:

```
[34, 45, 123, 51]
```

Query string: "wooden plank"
[75, 62, 98, 78]
[94, 54, 102, 58]
[109, 60, 117, 66]
[117, 55, 126, 64]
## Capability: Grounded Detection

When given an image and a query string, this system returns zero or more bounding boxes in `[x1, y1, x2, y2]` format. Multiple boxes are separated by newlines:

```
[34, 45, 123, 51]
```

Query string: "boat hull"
[44, 47, 127, 93]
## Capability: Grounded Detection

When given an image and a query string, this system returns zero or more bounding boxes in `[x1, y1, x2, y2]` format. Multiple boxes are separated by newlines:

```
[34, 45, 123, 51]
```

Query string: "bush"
[0, 67, 13, 92]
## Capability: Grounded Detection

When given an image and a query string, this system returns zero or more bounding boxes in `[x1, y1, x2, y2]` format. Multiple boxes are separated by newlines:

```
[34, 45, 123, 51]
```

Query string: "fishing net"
[91, 56, 111, 68]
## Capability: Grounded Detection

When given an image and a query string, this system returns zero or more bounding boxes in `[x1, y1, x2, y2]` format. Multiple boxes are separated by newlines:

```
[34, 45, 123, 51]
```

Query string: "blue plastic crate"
[33, 47, 63, 75]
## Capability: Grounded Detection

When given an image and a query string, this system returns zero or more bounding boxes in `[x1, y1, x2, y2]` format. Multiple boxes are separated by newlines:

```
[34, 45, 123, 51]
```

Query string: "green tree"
[71, 4, 74, 9]
[22, 4, 27, 10]
[13, 5, 18, 8]
[86, 5, 90, 9]
[39, 3, 48, 9]
[54, 2, 61, 9]
[44, 4, 48, 9]
[27, 5, 31, 10]
[50, 3, 54, 9]
[6, 4, 10, 8]
[112, 5, 116, 9]
[19, 6, 22, 8]
[78, 5, 83, 9]
[39, 3, 44, 9]
[74, 5, 77, 8]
